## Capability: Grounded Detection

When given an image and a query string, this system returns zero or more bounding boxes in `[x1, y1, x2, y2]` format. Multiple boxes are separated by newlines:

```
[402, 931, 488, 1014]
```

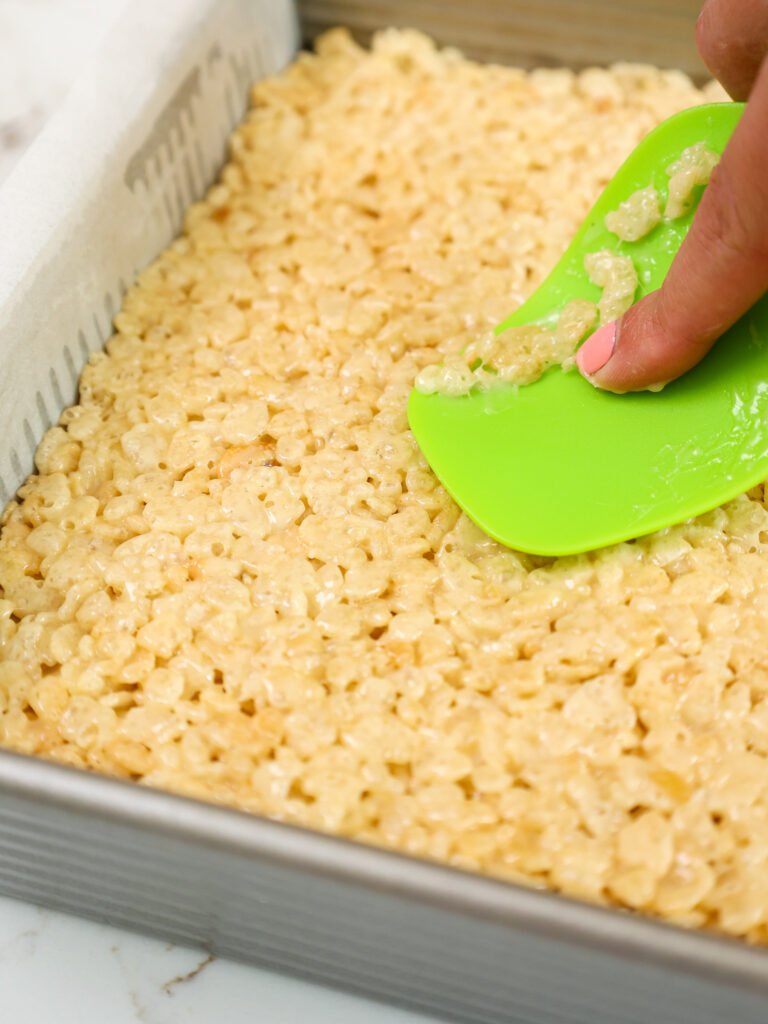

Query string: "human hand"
[576, 0, 768, 392]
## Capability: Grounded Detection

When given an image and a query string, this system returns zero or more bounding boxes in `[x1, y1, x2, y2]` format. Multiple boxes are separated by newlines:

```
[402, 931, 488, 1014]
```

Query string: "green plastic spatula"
[408, 102, 768, 557]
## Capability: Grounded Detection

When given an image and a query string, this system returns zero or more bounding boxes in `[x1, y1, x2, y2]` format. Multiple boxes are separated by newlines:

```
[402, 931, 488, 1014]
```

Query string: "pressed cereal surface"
[2, 30, 763, 943]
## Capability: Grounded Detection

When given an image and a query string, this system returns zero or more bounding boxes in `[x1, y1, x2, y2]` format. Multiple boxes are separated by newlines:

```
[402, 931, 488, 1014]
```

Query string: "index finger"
[578, 56, 768, 392]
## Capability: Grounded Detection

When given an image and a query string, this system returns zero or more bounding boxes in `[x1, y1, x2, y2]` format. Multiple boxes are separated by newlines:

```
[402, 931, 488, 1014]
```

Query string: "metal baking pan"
[1, 2, 767, 1020]
[297, 0, 708, 79]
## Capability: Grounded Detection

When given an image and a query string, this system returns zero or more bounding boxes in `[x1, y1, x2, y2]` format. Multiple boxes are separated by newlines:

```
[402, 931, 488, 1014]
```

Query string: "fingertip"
[576, 320, 618, 381]
[576, 296, 676, 393]
[694, 0, 715, 58]
[693, 0, 768, 100]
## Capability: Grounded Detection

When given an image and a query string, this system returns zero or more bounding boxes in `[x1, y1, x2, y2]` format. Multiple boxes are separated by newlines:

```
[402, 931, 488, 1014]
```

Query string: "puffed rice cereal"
[413, 299, 597, 397]
[584, 249, 639, 323]
[3, 29, 763, 944]
[605, 184, 663, 241]
[665, 141, 720, 218]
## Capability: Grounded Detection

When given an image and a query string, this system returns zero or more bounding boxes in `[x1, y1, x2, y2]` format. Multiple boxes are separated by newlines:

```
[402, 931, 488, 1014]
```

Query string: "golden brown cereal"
[0, 29, 765, 945]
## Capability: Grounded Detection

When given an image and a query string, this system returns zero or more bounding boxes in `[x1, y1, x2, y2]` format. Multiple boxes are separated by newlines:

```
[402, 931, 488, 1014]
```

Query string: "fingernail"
[576, 320, 618, 377]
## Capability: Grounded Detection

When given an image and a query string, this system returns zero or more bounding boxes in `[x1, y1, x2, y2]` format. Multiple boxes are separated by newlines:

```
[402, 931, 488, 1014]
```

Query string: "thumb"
[577, 56, 768, 394]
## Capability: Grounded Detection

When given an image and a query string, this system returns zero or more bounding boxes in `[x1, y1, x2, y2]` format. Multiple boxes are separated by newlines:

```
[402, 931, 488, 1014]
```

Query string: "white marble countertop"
[0, 2, 442, 1019]
[0, 894, 440, 1023]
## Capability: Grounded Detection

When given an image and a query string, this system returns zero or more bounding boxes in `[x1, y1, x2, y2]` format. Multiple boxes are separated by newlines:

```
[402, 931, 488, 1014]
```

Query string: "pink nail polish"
[576, 321, 618, 377]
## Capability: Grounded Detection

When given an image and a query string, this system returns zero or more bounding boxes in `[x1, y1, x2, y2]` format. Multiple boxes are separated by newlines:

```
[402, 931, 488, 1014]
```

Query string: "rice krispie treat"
[5, 30, 764, 943]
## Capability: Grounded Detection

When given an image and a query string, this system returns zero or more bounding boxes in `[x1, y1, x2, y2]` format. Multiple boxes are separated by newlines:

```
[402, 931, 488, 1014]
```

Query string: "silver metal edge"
[1, 746, 766, 994]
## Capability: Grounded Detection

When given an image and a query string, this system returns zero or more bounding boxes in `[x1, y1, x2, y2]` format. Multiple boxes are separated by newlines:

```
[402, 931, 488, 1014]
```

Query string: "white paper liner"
[0, 0, 298, 505]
